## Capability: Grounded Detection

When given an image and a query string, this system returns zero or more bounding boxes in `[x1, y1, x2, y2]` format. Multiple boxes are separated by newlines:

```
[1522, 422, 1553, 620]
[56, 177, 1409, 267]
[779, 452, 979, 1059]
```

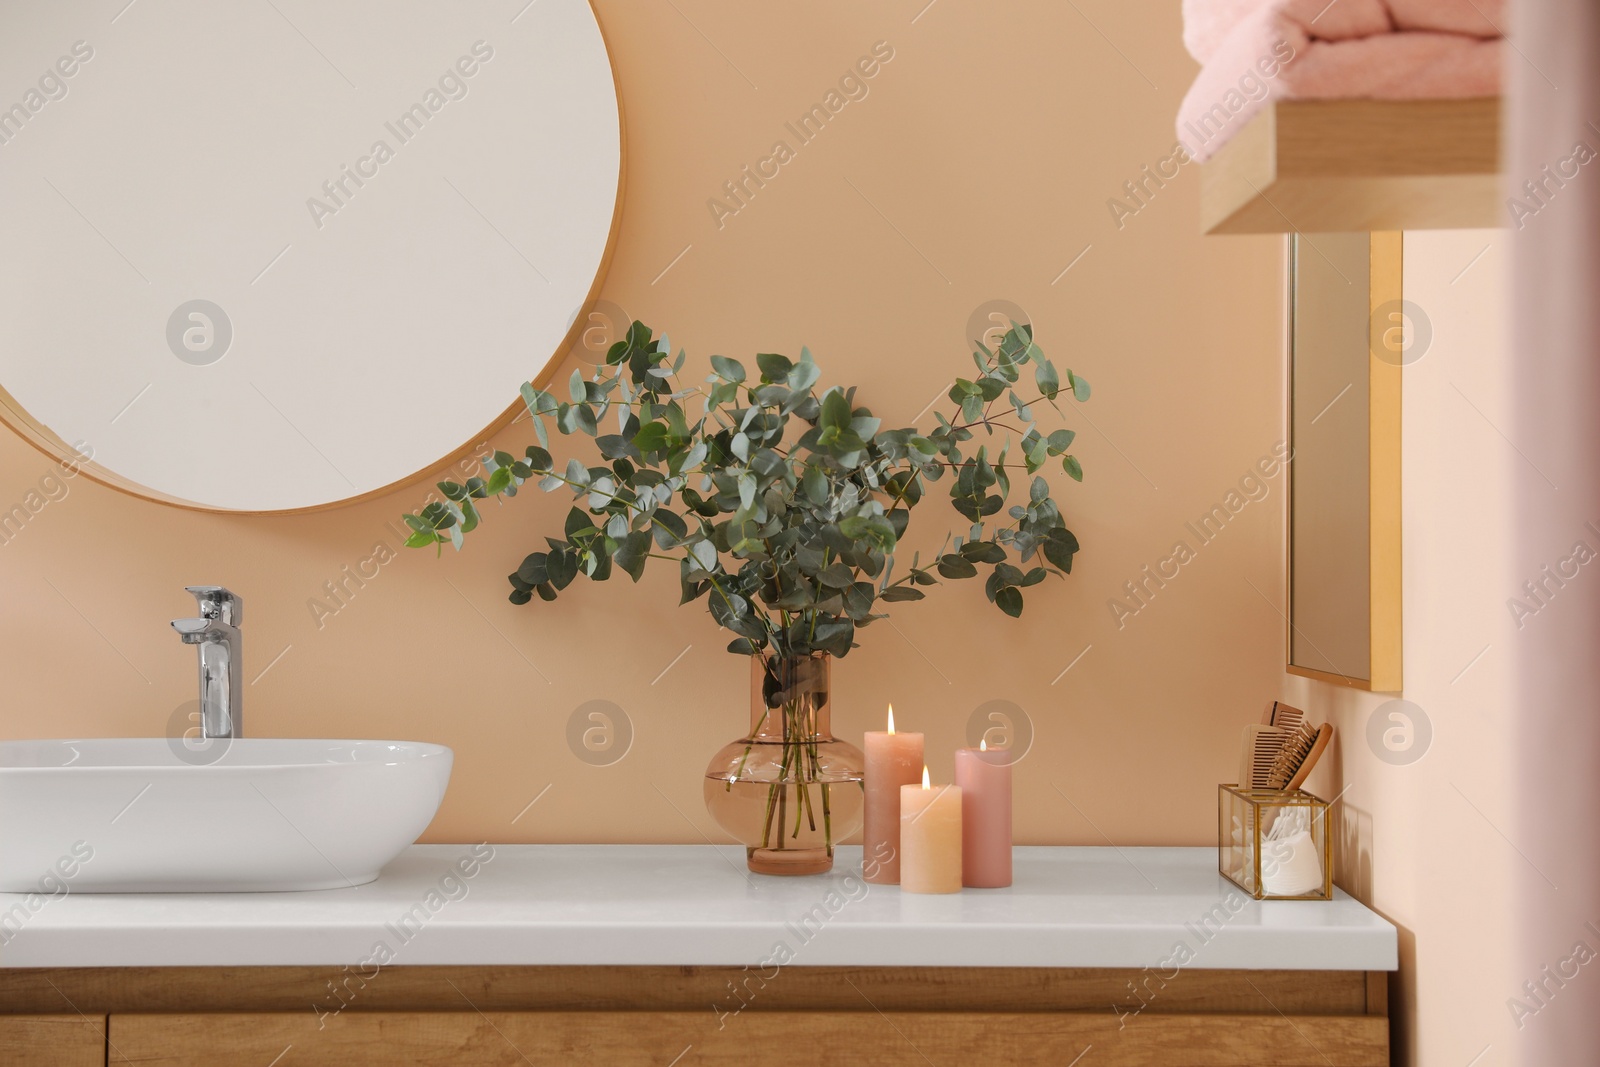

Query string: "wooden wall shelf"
[1201, 97, 1502, 234]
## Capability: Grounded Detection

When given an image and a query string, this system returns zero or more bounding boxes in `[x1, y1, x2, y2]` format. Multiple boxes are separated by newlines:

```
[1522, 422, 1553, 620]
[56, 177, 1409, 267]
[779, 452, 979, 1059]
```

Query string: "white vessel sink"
[0, 739, 452, 893]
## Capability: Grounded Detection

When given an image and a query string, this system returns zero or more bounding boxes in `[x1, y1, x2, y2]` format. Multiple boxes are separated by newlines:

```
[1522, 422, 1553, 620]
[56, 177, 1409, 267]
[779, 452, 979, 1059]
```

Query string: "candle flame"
[887, 705, 895, 734]
[921, 765, 930, 789]
[980, 738, 987, 752]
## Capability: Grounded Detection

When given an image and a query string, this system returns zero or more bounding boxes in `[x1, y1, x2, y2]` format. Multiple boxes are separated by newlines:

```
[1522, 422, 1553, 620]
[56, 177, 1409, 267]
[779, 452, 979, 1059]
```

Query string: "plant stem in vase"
[704, 653, 864, 875]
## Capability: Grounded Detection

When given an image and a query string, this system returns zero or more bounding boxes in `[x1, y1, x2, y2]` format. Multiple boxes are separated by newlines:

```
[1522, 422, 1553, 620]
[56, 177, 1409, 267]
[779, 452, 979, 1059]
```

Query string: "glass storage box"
[1217, 784, 1333, 900]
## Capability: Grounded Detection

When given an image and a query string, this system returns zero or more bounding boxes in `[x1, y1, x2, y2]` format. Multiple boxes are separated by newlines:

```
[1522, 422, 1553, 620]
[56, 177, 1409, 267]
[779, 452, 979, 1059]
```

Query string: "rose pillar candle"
[955, 741, 1013, 887]
[900, 767, 963, 894]
[862, 706, 923, 884]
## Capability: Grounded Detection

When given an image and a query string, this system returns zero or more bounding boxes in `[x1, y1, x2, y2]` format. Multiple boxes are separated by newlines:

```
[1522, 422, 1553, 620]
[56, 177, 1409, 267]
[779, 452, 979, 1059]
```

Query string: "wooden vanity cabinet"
[0, 1015, 106, 1066]
[1, 965, 1389, 1066]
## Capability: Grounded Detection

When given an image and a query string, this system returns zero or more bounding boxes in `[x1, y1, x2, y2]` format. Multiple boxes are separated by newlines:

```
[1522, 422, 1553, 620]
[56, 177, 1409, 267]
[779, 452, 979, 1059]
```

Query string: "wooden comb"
[1264, 721, 1332, 790]
[1239, 724, 1292, 790]
[1261, 700, 1306, 732]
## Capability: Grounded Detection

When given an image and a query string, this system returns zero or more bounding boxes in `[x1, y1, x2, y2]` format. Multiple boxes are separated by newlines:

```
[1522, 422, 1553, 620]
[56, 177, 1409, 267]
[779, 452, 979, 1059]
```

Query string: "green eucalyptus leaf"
[708, 588, 748, 626]
[588, 475, 617, 509]
[1046, 429, 1075, 455]
[864, 515, 897, 552]
[959, 540, 1006, 564]
[818, 561, 856, 589]
[595, 434, 631, 461]
[756, 352, 793, 382]
[546, 550, 579, 590]
[819, 388, 852, 431]
[564, 508, 593, 539]
[710, 355, 746, 383]
[1036, 359, 1060, 399]
[1042, 532, 1076, 573]
[936, 553, 978, 579]
[844, 581, 876, 619]
[524, 550, 556, 585]
[838, 515, 871, 539]
[520, 383, 556, 417]
[687, 539, 718, 573]
[633, 422, 670, 453]
[652, 509, 688, 544]
[789, 355, 821, 392]
[613, 531, 652, 581]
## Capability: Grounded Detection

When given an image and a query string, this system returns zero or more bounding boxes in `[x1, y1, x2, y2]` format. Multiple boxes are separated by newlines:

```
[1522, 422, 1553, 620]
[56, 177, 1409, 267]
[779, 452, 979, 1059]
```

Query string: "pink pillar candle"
[956, 745, 1013, 888]
[862, 706, 924, 884]
[900, 768, 963, 894]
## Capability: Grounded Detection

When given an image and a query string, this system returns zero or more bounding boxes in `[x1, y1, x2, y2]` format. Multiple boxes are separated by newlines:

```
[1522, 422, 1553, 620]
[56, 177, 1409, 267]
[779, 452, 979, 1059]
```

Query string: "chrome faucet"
[170, 586, 243, 740]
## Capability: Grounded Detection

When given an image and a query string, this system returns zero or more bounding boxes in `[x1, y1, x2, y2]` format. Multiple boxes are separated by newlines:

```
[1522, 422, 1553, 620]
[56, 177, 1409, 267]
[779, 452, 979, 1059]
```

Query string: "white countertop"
[0, 845, 1397, 971]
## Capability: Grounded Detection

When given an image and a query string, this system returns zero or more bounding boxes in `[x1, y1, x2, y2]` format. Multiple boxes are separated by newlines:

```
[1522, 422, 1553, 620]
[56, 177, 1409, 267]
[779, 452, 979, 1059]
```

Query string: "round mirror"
[0, 0, 621, 512]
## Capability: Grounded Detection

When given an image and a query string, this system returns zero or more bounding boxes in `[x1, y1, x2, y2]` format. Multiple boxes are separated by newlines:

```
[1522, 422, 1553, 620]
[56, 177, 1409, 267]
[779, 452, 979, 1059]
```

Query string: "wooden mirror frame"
[0, 1, 624, 516]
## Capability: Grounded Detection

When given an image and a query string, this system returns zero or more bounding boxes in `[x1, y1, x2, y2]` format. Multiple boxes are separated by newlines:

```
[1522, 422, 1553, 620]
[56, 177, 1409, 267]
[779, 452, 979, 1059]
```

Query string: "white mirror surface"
[0, 0, 620, 511]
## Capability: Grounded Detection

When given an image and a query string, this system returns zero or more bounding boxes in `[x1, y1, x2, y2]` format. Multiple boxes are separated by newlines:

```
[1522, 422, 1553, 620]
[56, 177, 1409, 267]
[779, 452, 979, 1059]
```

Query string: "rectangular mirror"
[1286, 232, 1402, 691]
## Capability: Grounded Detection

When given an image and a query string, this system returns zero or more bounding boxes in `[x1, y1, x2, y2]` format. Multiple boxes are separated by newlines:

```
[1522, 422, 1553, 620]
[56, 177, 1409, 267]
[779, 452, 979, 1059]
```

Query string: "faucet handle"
[186, 586, 243, 626]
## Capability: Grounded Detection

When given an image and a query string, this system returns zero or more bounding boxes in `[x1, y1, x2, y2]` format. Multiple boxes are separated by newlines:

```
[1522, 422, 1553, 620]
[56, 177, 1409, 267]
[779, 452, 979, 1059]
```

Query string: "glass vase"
[703, 653, 865, 875]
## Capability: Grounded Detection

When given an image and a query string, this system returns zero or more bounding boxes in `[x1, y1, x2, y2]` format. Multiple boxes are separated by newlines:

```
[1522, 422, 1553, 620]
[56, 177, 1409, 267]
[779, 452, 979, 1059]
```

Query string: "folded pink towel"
[1385, 0, 1504, 36]
[1183, 0, 1505, 60]
[1177, 0, 1503, 161]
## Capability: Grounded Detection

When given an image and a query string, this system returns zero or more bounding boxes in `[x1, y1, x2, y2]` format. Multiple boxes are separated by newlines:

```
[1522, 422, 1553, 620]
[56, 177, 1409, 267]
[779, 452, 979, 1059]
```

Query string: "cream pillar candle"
[899, 767, 962, 894]
[862, 706, 923, 884]
[955, 741, 1013, 888]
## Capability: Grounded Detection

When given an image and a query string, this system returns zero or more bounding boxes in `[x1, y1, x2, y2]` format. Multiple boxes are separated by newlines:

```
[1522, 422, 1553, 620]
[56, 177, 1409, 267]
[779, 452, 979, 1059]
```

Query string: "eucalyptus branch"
[402, 317, 1088, 652]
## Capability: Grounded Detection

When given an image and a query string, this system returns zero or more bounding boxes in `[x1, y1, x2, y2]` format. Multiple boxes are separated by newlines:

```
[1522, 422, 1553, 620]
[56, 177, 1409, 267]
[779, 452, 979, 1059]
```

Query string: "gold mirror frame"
[1285, 231, 1403, 691]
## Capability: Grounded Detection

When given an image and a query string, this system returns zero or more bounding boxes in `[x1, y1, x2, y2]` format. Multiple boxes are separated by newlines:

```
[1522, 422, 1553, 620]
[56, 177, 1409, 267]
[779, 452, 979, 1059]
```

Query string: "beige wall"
[0, 2, 1288, 848]
[1289, 229, 1516, 1067]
